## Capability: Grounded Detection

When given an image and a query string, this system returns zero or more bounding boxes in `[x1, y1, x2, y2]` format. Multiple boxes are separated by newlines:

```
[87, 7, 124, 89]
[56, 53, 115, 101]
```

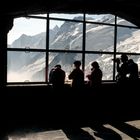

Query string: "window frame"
[7, 13, 140, 85]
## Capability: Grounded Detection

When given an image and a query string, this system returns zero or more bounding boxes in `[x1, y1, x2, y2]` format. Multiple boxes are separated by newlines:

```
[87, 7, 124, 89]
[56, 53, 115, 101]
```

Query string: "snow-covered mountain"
[7, 15, 140, 82]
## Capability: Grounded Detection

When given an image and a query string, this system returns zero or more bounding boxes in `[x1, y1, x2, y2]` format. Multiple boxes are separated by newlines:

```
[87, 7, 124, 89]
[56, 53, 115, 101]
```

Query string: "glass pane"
[117, 16, 137, 27]
[7, 51, 46, 82]
[49, 13, 83, 21]
[85, 54, 113, 80]
[86, 14, 115, 24]
[86, 24, 114, 51]
[117, 27, 140, 53]
[49, 20, 83, 50]
[8, 17, 46, 49]
[48, 52, 82, 82]
[28, 14, 47, 17]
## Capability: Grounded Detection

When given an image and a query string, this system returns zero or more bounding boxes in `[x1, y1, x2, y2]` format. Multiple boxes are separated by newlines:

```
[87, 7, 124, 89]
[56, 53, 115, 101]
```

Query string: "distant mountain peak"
[53, 25, 59, 32]
[20, 34, 28, 38]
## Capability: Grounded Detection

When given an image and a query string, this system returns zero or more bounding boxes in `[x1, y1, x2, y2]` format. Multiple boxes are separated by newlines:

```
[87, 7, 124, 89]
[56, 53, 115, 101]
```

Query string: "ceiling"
[1, 0, 140, 27]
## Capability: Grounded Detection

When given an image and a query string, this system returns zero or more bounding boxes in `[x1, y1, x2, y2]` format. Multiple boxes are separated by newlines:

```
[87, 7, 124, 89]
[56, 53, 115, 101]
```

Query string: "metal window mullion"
[82, 13, 86, 72]
[113, 15, 117, 81]
[45, 13, 49, 83]
[7, 48, 46, 52]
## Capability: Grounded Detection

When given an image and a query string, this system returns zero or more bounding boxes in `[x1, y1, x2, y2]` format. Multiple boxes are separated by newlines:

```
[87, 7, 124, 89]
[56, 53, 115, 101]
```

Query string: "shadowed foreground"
[0, 81, 140, 139]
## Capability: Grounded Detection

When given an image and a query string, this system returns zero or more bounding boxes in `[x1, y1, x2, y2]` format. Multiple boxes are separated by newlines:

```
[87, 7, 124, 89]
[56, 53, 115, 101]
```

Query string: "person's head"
[91, 61, 99, 69]
[73, 60, 81, 68]
[121, 54, 128, 63]
[55, 64, 61, 69]
[128, 59, 134, 64]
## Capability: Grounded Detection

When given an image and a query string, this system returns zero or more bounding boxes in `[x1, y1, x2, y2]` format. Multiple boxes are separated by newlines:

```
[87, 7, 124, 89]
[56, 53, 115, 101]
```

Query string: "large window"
[7, 13, 140, 84]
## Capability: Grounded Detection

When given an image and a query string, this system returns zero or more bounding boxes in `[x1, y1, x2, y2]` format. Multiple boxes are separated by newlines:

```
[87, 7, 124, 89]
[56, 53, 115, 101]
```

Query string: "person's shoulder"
[62, 69, 65, 73]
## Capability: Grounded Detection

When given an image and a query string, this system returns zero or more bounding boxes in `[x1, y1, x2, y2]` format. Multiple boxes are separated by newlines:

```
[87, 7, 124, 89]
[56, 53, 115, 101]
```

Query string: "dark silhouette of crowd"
[115, 54, 139, 83]
[49, 55, 139, 89]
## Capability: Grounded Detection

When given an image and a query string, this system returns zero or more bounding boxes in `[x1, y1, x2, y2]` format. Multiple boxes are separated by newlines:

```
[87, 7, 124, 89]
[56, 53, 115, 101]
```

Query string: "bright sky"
[7, 14, 111, 45]
[8, 16, 65, 45]
[8, 14, 83, 45]
[8, 17, 47, 45]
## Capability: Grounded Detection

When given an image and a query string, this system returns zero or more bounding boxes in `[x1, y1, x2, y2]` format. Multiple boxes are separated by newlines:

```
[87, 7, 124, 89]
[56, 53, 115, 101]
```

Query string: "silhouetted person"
[68, 60, 84, 88]
[86, 61, 102, 88]
[116, 54, 129, 83]
[49, 64, 65, 88]
[128, 59, 139, 80]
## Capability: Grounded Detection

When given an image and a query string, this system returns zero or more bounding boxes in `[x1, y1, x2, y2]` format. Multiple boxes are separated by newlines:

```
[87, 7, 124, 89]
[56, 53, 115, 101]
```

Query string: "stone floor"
[8, 120, 140, 140]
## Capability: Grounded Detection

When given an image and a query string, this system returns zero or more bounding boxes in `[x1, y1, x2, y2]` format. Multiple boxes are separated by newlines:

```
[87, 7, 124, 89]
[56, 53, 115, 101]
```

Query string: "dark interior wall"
[1, 0, 140, 26]
[2, 82, 140, 132]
